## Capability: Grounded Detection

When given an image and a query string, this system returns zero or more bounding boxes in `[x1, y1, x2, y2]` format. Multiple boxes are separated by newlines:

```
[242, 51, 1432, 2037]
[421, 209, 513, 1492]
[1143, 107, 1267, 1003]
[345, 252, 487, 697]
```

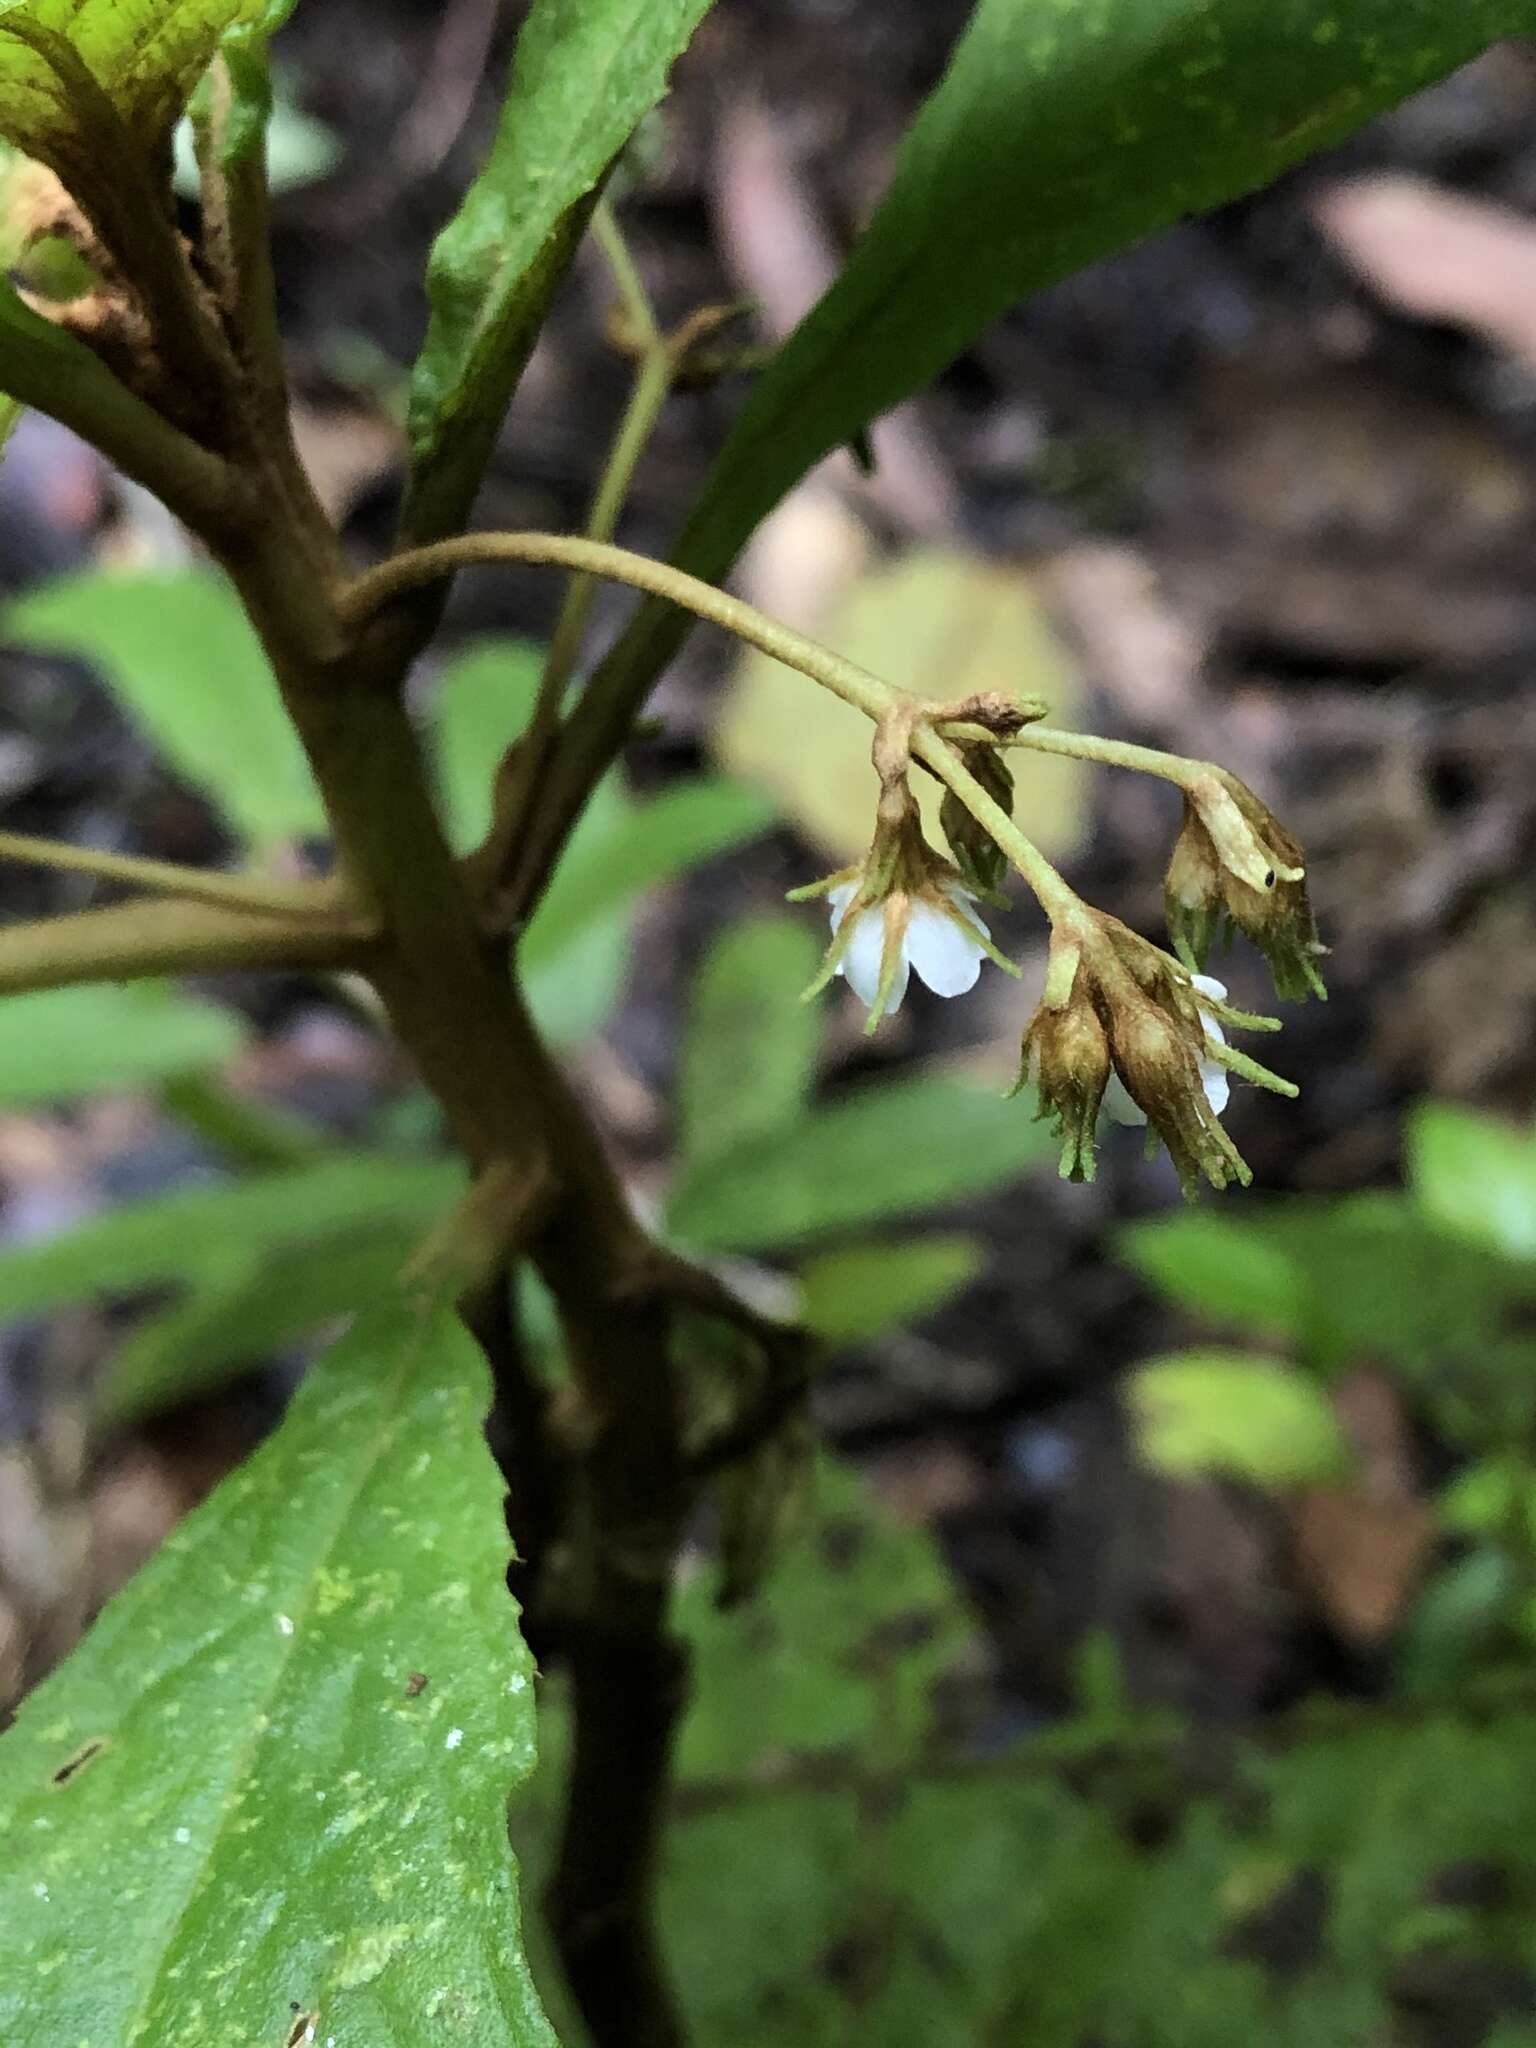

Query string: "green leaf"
[1397, 1552, 1517, 1697]
[679, 915, 821, 1174]
[404, 0, 713, 530]
[430, 636, 547, 855]
[1128, 1348, 1352, 1489]
[99, 1219, 433, 1425]
[0, 982, 242, 1107]
[1119, 1209, 1308, 1337]
[430, 636, 631, 1044]
[430, 638, 772, 1046]
[671, 0, 1536, 590]
[0, 1151, 463, 1324]
[668, 1072, 1047, 1255]
[523, 780, 774, 1045]
[799, 1234, 984, 1346]
[1437, 1456, 1536, 1544]
[682, 1451, 974, 1780]
[524, 910, 630, 1050]
[8, 569, 325, 845]
[0, 1297, 556, 2047]
[1409, 1100, 1536, 1262]
[0, 0, 273, 165]
[526, 777, 774, 968]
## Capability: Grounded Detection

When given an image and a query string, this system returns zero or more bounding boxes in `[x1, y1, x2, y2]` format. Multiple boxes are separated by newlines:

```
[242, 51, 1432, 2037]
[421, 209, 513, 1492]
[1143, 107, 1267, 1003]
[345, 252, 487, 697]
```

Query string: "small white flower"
[828, 883, 992, 1015]
[1104, 973, 1229, 1126]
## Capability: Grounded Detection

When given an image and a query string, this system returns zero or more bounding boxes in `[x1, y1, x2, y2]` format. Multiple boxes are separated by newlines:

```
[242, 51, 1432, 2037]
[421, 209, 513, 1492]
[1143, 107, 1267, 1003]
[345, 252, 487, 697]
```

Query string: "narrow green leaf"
[671, 0, 1536, 586]
[0, 1297, 556, 2047]
[1119, 1209, 1307, 1337]
[1397, 1552, 1516, 1698]
[0, 1152, 462, 1322]
[528, 778, 775, 963]
[0, 0, 271, 165]
[524, 770, 771, 1047]
[99, 1220, 431, 1425]
[7, 569, 325, 845]
[799, 1234, 984, 1346]
[524, 909, 630, 1049]
[1128, 1348, 1352, 1489]
[404, 0, 713, 531]
[1135, 1195, 1536, 1400]
[429, 637, 772, 1047]
[0, 983, 243, 1107]
[668, 1073, 1048, 1255]
[428, 634, 632, 1044]
[430, 636, 547, 855]
[679, 915, 822, 1174]
[1409, 1100, 1536, 1262]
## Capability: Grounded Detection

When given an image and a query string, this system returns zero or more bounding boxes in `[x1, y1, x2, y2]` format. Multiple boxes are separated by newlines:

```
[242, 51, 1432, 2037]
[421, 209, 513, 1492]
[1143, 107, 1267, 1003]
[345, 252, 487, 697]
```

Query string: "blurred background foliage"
[9, 3, 1536, 2044]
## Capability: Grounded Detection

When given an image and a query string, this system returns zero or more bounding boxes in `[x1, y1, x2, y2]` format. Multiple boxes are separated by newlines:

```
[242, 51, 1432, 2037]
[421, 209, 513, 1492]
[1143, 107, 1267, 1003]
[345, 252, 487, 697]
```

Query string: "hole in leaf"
[50, 1738, 106, 1786]
[285, 2012, 318, 2047]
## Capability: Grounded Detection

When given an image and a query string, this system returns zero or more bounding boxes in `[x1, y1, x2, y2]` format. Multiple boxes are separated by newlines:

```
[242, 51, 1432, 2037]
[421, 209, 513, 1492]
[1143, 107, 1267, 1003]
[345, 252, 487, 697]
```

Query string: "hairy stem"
[0, 893, 376, 996]
[1008, 724, 1209, 789]
[592, 199, 662, 348]
[0, 829, 347, 919]
[533, 345, 676, 731]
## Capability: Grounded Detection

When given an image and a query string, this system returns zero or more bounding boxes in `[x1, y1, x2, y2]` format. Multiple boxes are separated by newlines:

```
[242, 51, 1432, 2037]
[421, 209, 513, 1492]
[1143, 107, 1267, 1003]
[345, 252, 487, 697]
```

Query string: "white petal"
[1102, 1072, 1146, 1126]
[1200, 1058, 1230, 1116]
[827, 881, 858, 927]
[905, 900, 985, 998]
[1190, 974, 1229, 1114]
[841, 907, 907, 1013]
[942, 883, 991, 942]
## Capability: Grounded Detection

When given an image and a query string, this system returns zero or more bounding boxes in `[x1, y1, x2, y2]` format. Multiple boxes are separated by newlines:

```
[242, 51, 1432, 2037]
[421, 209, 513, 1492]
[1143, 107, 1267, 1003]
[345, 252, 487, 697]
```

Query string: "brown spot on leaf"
[404, 1672, 429, 1698]
[51, 1738, 105, 1786]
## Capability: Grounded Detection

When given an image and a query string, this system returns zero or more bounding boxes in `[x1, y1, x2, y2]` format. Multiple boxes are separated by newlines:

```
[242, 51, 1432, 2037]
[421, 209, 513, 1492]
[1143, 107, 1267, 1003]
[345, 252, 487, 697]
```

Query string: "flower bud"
[1016, 987, 1111, 1182]
[941, 744, 1014, 897]
[1014, 911, 1292, 1196]
[1106, 987, 1247, 1196]
[1166, 774, 1327, 1003]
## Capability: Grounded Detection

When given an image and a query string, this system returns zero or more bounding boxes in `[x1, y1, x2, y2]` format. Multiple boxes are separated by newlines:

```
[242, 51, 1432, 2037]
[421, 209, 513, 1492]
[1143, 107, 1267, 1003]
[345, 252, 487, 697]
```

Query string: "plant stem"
[0, 829, 346, 919]
[1008, 724, 1208, 790]
[517, 203, 674, 820]
[529, 345, 676, 747]
[0, 894, 377, 997]
[592, 198, 662, 348]
[344, 533, 900, 717]
[343, 530, 1088, 924]
[909, 730, 1084, 925]
[232, 519, 716, 2048]
[196, 52, 339, 567]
